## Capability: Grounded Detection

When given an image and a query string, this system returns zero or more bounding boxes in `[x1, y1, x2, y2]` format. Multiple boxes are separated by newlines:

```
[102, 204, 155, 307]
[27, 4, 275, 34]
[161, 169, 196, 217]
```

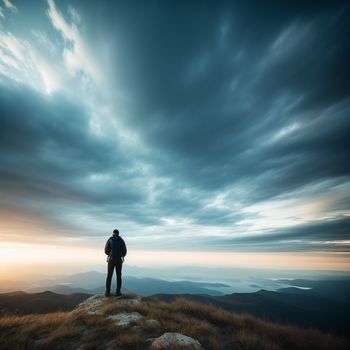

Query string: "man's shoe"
[105, 291, 111, 297]
[116, 291, 122, 298]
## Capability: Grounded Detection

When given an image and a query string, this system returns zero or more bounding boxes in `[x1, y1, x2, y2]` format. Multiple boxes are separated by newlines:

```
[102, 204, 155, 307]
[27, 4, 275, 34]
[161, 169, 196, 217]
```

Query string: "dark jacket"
[105, 235, 127, 260]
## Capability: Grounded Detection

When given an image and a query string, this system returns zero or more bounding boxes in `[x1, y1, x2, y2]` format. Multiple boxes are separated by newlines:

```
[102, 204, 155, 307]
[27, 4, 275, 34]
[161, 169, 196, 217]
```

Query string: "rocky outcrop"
[151, 332, 204, 350]
[75, 294, 103, 314]
[73, 294, 205, 349]
[107, 311, 143, 327]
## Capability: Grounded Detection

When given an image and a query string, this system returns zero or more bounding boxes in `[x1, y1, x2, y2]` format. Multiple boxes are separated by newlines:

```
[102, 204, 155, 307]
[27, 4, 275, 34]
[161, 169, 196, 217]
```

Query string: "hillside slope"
[0, 291, 90, 314]
[0, 293, 348, 350]
[153, 289, 350, 334]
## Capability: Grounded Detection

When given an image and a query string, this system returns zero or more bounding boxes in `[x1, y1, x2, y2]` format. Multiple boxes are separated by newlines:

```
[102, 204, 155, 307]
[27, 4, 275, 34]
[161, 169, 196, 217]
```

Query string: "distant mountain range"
[277, 278, 350, 303]
[22, 275, 228, 296]
[0, 271, 227, 296]
[1, 271, 350, 334]
[153, 279, 350, 334]
[1, 283, 349, 334]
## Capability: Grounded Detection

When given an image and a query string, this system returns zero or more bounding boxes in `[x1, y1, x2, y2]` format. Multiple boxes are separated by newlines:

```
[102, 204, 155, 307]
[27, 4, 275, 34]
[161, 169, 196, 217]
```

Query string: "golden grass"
[107, 332, 145, 350]
[0, 294, 348, 350]
[0, 312, 78, 350]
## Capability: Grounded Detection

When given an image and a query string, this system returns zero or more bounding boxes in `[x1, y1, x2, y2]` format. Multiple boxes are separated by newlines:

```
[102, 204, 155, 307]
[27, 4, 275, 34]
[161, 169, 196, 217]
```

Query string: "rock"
[75, 294, 103, 312]
[151, 332, 204, 350]
[87, 310, 104, 316]
[82, 294, 103, 305]
[146, 337, 157, 346]
[124, 297, 141, 305]
[107, 311, 143, 327]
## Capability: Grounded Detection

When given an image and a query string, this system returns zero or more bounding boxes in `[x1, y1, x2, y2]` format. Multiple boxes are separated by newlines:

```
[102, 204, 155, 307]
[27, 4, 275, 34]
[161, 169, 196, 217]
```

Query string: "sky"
[1, 0, 350, 275]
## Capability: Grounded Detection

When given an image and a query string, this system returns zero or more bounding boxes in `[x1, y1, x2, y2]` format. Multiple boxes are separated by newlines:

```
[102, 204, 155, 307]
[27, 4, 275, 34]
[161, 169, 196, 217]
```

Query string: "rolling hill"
[0, 291, 90, 315]
[153, 287, 350, 334]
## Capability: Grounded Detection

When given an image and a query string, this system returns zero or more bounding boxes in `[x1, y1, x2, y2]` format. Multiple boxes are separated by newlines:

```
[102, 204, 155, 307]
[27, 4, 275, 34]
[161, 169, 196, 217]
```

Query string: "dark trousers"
[106, 258, 123, 293]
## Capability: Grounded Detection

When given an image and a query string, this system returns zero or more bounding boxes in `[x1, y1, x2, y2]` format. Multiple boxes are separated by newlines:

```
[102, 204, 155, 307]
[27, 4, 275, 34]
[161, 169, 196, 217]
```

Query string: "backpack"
[109, 236, 124, 260]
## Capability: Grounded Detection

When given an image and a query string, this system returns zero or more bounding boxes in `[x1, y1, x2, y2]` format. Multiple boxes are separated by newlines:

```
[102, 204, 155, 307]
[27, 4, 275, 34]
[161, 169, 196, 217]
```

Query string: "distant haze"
[1, 0, 350, 275]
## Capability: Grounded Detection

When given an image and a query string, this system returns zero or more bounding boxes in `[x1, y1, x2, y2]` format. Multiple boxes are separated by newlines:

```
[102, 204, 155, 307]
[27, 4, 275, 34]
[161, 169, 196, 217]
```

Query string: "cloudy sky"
[1, 0, 350, 272]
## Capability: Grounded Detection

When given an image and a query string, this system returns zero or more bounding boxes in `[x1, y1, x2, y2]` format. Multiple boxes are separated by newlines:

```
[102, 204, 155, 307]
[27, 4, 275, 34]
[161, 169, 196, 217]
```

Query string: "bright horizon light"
[1, 242, 350, 281]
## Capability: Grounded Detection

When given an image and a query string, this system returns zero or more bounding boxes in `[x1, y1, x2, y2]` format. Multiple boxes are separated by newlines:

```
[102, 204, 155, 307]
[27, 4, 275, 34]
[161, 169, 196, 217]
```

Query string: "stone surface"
[75, 294, 103, 312]
[151, 332, 204, 350]
[123, 297, 141, 305]
[87, 309, 104, 315]
[107, 311, 144, 327]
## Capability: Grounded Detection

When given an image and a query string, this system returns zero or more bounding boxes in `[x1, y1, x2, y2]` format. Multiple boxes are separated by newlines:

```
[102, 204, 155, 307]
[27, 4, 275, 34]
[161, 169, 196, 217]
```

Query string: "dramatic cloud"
[212, 216, 350, 252]
[47, 0, 101, 85]
[0, 0, 349, 254]
[2, 0, 17, 13]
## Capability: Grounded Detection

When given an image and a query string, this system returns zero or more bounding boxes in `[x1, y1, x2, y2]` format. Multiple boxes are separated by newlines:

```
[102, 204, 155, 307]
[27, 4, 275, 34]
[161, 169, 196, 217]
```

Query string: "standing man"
[104, 229, 127, 297]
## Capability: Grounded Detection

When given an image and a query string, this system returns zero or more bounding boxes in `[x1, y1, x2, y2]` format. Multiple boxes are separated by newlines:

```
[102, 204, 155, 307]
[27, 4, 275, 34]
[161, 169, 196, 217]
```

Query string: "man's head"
[113, 229, 119, 236]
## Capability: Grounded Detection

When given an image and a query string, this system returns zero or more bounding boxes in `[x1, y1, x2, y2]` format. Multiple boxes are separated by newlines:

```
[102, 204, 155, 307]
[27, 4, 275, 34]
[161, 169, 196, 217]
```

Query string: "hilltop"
[0, 293, 348, 350]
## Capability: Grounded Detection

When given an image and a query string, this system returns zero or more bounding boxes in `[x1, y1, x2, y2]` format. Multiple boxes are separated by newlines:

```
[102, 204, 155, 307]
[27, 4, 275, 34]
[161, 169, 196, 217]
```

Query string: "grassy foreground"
[0, 293, 348, 350]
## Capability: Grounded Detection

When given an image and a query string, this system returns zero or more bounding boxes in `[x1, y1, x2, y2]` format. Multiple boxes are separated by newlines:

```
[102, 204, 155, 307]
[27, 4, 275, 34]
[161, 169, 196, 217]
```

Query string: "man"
[104, 229, 127, 297]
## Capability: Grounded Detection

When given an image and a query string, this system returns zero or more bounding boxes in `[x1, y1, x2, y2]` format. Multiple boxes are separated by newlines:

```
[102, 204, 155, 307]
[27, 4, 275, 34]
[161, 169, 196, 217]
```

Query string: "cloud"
[105, 1, 350, 199]
[211, 216, 350, 252]
[2, 0, 16, 13]
[0, 31, 61, 94]
[32, 30, 56, 55]
[47, 0, 101, 85]
[0, 80, 128, 190]
[0, 79, 158, 240]
[0, 0, 349, 255]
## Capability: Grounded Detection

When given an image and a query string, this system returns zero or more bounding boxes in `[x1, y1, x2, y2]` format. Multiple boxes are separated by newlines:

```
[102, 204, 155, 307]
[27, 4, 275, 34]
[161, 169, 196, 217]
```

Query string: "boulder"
[151, 332, 204, 350]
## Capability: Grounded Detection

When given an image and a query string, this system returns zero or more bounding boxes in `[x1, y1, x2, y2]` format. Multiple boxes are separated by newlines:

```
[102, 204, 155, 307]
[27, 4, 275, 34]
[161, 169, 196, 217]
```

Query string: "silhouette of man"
[104, 229, 127, 297]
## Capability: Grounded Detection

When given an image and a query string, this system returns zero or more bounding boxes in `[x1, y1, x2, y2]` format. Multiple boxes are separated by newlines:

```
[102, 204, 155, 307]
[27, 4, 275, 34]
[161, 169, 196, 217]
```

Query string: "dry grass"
[0, 293, 348, 350]
[0, 312, 78, 350]
[107, 332, 145, 350]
